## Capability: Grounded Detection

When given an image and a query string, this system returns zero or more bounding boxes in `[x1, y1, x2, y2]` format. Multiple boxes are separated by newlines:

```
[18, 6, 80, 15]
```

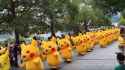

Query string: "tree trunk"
[50, 22, 56, 37]
[10, 0, 20, 45]
[50, 13, 56, 37]
[73, 25, 81, 34]
[84, 20, 89, 32]
[10, 0, 16, 18]
[15, 30, 20, 45]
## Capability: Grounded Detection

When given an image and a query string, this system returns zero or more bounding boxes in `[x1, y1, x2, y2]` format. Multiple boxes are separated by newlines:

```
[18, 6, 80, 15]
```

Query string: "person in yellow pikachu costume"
[100, 31, 108, 48]
[84, 34, 93, 52]
[85, 32, 95, 51]
[74, 34, 87, 56]
[31, 36, 46, 61]
[43, 37, 61, 69]
[50, 36, 58, 49]
[40, 40, 47, 61]
[58, 35, 72, 63]
[20, 39, 44, 70]
[96, 30, 103, 44]
[113, 28, 120, 41]
[87, 32, 97, 47]
[98, 30, 108, 48]
[0, 46, 10, 70]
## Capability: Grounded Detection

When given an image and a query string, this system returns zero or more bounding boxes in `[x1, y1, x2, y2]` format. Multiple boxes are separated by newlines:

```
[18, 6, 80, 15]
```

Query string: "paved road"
[59, 42, 119, 70]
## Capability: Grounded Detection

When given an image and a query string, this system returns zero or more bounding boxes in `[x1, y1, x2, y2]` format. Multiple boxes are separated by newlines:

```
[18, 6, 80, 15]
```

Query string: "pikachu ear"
[31, 39, 38, 47]
[0, 47, 7, 54]
[20, 43, 26, 50]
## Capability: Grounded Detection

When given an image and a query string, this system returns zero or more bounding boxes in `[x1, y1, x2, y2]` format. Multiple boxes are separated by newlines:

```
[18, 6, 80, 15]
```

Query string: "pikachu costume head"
[21, 44, 39, 61]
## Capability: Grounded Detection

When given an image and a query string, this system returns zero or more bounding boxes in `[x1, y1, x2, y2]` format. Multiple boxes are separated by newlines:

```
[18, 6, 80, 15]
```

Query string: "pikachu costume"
[0, 47, 10, 70]
[20, 39, 44, 70]
[42, 40, 61, 69]
[74, 35, 87, 55]
[58, 38, 72, 62]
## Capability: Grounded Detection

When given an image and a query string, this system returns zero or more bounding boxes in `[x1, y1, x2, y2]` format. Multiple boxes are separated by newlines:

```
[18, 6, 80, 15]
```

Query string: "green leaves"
[0, 0, 112, 34]
[0, 0, 10, 10]
[94, 0, 125, 14]
[119, 16, 125, 25]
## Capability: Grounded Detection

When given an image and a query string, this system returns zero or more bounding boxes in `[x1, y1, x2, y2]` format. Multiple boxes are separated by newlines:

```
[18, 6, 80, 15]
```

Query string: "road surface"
[60, 42, 119, 70]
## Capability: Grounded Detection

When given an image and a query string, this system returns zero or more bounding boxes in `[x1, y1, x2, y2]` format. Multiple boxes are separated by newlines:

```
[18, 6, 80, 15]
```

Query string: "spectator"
[9, 42, 21, 67]
[115, 52, 125, 70]
[8, 42, 14, 66]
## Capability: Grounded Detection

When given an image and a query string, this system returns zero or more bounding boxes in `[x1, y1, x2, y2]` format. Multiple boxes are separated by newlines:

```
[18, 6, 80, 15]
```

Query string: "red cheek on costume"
[30, 53, 35, 58]
[80, 41, 83, 44]
[52, 48, 56, 52]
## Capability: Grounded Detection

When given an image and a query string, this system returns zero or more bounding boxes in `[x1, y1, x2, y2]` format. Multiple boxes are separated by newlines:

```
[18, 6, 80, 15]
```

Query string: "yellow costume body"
[0, 47, 10, 70]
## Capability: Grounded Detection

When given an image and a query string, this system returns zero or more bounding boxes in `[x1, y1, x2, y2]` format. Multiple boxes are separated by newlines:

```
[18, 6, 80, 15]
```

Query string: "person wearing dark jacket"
[9, 43, 21, 67]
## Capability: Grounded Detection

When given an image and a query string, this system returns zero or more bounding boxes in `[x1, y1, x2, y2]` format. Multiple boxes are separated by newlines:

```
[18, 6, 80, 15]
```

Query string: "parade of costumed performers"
[0, 27, 121, 70]
[18, 28, 120, 70]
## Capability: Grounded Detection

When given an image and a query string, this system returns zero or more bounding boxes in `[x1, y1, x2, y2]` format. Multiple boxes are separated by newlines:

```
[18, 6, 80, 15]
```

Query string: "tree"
[0, 0, 50, 44]
[93, 0, 125, 15]
[119, 16, 125, 25]
[67, 0, 108, 32]
[0, 0, 112, 41]
[0, 0, 79, 38]
[27, 0, 74, 36]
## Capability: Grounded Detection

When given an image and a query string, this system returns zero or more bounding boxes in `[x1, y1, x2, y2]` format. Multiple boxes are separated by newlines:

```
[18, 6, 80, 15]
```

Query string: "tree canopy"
[0, 0, 112, 38]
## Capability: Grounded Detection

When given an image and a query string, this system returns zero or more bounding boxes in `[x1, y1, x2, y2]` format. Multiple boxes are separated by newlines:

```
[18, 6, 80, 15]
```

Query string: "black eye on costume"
[26, 50, 30, 53]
